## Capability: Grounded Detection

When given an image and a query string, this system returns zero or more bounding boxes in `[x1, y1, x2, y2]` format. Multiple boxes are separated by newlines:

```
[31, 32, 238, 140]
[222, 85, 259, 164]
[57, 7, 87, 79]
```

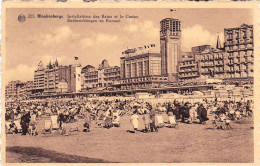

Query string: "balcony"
[216, 63, 223, 66]
[179, 73, 199, 78]
[215, 70, 224, 73]
[233, 60, 239, 64]
[246, 40, 253, 44]
[246, 44, 253, 49]
[182, 63, 196, 67]
[228, 62, 234, 66]
[240, 58, 246, 63]
[233, 46, 238, 50]
[200, 64, 206, 67]
[227, 38, 233, 41]
[247, 58, 253, 64]
[215, 56, 223, 60]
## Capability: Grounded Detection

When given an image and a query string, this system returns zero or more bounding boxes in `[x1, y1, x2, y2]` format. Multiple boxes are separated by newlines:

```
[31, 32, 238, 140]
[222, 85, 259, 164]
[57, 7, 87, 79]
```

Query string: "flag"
[170, 9, 176, 12]
[138, 47, 143, 50]
[150, 44, 156, 47]
[75, 56, 79, 60]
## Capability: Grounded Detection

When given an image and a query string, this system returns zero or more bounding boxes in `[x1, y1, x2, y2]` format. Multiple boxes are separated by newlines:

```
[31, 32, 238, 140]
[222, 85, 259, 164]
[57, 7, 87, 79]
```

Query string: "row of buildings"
[6, 59, 82, 100]
[178, 24, 254, 82]
[33, 60, 81, 94]
[5, 18, 254, 100]
[5, 80, 33, 100]
[82, 21, 253, 91]
[81, 60, 120, 90]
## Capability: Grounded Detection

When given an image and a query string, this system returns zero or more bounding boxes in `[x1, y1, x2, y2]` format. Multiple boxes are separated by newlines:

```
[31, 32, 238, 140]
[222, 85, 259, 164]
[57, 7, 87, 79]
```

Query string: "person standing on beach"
[150, 106, 158, 132]
[131, 110, 139, 133]
[143, 109, 151, 133]
[83, 109, 91, 132]
[20, 110, 30, 135]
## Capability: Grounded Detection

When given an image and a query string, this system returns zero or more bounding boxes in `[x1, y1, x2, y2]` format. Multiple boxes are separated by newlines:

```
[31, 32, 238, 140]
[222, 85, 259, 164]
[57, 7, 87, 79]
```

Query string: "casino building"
[120, 53, 168, 90]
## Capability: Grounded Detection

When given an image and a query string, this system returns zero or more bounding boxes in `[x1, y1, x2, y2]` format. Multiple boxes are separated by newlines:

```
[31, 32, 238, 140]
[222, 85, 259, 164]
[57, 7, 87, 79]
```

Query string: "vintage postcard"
[1, 2, 259, 165]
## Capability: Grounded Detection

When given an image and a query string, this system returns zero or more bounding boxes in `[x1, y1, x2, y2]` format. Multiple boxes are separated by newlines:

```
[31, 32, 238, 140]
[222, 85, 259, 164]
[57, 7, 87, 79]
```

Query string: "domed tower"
[160, 18, 182, 82]
[98, 59, 110, 69]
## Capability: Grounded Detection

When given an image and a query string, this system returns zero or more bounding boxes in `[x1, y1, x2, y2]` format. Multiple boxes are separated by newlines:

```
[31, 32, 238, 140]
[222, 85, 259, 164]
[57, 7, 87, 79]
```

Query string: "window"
[150, 60, 161, 75]
[137, 62, 143, 77]
[131, 63, 137, 77]
[144, 61, 149, 76]
[126, 64, 131, 78]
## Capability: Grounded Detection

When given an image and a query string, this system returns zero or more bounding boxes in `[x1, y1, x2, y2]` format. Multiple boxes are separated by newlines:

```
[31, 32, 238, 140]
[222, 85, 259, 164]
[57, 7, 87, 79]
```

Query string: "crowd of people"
[5, 96, 253, 136]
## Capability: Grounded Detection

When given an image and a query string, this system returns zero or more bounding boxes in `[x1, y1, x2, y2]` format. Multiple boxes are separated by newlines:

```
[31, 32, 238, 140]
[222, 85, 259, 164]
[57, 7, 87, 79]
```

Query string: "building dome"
[98, 59, 110, 69]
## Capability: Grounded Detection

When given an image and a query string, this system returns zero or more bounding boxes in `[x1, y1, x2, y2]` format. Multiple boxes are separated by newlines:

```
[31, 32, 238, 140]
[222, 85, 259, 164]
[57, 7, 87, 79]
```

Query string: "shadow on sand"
[6, 146, 114, 163]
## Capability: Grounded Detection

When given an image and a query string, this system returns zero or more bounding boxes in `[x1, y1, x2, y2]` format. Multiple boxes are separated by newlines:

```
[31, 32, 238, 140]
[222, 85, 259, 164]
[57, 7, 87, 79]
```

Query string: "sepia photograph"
[1, 3, 259, 164]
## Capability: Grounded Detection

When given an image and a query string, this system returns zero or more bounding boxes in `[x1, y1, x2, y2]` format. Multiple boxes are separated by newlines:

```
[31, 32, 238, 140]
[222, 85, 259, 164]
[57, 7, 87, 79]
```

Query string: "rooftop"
[122, 53, 161, 61]
[224, 23, 253, 30]
[160, 18, 180, 23]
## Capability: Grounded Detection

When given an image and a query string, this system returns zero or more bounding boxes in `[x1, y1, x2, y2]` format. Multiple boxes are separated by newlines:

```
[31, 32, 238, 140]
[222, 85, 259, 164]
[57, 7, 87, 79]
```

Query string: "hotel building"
[5, 80, 23, 99]
[32, 59, 82, 94]
[44, 60, 60, 93]
[5, 80, 33, 100]
[178, 59, 200, 82]
[81, 60, 120, 90]
[178, 24, 253, 84]
[32, 61, 45, 94]
[224, 24, 254, 78]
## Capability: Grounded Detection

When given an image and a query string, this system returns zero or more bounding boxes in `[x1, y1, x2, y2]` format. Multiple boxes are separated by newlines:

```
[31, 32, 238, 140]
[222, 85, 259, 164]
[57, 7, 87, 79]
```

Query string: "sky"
[4, 8, 253, 83]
